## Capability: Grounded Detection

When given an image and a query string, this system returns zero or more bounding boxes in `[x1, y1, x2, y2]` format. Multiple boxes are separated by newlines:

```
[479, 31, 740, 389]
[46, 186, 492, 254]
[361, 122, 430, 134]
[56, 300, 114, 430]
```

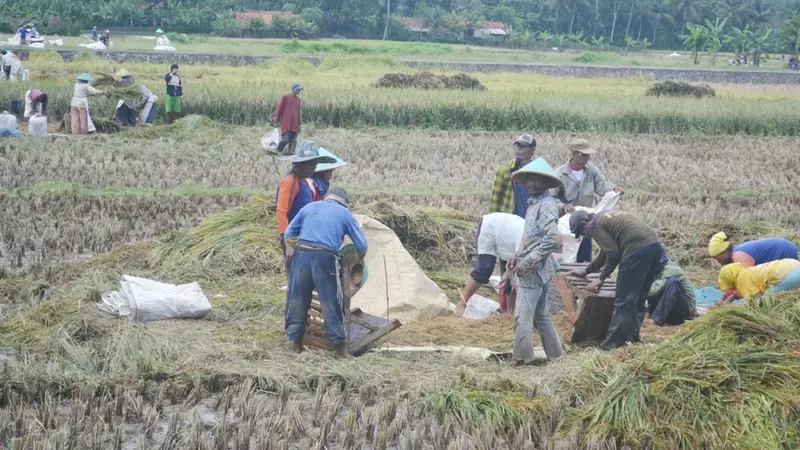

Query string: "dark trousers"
[648, 277, 691, 326]
[577, 237, 593, 263]
[3, 66, 10, 80]
[276, 131, 298, 155]
[285, 246, 345, 345]
[602, 244, 665, 350]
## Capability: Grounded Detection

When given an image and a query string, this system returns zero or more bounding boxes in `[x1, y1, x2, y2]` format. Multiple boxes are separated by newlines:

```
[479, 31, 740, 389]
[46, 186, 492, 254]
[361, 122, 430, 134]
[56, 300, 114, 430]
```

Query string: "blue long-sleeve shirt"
[284, 201, 368, 255]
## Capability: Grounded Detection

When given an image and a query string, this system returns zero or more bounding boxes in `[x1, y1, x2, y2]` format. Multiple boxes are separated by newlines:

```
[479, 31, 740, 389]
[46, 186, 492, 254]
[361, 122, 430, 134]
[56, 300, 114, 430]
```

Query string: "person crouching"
[503, 157, 565, 365]
[283, 188, 368, 358]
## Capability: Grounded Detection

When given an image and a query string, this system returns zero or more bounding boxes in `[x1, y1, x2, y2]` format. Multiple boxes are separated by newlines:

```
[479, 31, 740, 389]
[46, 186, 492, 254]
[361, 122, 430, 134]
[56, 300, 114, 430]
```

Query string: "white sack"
[48, 39, 64, 46]
[0, 111, 17, 129]
[555, 191, 621, 263]
[153, 45, 177, 52]
[28, 42, 45, 48]
[98, 275, 212, 322]
[261, 127, 281, 149]
[462, 294, 501, 320]
[28, 115, 47, 136]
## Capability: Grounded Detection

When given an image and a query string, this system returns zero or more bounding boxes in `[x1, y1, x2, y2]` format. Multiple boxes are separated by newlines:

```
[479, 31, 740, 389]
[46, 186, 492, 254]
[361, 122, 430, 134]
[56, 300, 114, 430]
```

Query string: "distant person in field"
[274, 82, 303, 156]
[70, 73, 105, 135]
[708, 232, 798, 267]
[283, 187, 368, 359]
[92, 26, 98, 41]
[24, 88, 48, 119]
[164, 64, 182, 124]
[489, 134, 537, 218]
[718, 258, 800, 305]
[455, 212, 524, 318]
[276, 142, 336, 276]
[503, 157, 565, 365]
[2, 50, 17, 80]
[570, 210, 667, 350]
[646, 260, 697, 326]
[308, 148, 347, 200]
[553, 138, 623, 263]
[18, 26, 27, 45]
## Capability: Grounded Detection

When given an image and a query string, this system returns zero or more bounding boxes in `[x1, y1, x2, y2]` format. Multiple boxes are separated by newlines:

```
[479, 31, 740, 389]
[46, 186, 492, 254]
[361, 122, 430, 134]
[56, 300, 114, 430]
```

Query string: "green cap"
[314, 148, 347, 172]
[76, 73, 94, 82]
[511, 157, 563, 189]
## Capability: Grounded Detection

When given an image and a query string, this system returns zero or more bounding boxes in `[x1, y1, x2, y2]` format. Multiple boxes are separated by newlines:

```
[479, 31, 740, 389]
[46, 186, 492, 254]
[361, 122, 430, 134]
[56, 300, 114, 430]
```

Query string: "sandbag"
[0, 112, 17, 129]
[27, 115, 46, 136]
[555, 191, 621, 263]
[463, 294, 501, 320]
[98, 275, 212, 322]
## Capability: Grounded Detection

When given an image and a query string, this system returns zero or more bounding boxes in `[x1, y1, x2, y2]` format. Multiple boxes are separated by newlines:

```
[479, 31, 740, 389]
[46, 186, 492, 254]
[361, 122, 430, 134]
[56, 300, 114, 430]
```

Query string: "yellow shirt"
[735, 259, 800, 299]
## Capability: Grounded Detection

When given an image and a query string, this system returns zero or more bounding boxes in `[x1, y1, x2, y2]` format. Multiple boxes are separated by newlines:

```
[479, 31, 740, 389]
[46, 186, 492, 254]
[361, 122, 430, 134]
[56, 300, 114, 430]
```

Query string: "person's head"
[569, 210, 595, 239]
[38, 93, 48, 110]
[513, 134, 536, 164]
[1, 50, 7, 56]
[76, 73, 93, 84]
[319, 170, 335, 183]
[708, 231, 735, 265]
[511, 156, 562, 196]
[569, 138, 597, 170]
[170, 64, 179, 74]
[313, 148, 347, 184]
[292, 160, 317, 179]
[718, 262, 743, 291]
[325, 187, 350, 209]
[291, 82, 303, 96]
[93, 26, 97, 29]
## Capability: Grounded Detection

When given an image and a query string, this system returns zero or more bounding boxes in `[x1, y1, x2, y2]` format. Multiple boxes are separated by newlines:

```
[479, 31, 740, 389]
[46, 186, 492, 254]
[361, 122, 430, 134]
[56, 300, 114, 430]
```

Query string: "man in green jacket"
[554, 138, 623, 262]
[569, 210, 668, 350]
[489, 134, 536, 218]
[647, 260, 697, 326]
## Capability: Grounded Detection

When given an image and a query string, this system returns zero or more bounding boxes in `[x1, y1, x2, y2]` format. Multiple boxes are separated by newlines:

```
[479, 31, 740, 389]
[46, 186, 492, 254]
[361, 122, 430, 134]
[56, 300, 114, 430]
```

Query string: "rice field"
[1, 53, 799, 448]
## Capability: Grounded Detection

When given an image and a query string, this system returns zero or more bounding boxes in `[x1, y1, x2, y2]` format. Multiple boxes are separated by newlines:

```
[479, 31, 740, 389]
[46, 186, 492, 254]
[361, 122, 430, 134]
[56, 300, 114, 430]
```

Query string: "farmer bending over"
[708, 232, 798, 267]
[717, 259, 800, 305]
[503, 157, 565, 365]
[569, 210, 667, 350]
[647, 260, 697, 326]
[283, 187, 368, 358]
[456, 212, 524, 317]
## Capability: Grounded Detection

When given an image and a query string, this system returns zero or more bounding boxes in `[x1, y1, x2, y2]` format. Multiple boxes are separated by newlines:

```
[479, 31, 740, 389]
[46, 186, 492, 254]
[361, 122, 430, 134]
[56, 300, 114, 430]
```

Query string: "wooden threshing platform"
[558, 263, 617, 345]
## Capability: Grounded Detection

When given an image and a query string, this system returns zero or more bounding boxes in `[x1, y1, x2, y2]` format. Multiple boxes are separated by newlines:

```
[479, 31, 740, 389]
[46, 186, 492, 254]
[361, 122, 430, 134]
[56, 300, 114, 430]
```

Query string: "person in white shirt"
[553, 138, 623, 263]
[70, 73, 105, 135]
[2, 50, 16, 80]
[456, 212, 525, 316]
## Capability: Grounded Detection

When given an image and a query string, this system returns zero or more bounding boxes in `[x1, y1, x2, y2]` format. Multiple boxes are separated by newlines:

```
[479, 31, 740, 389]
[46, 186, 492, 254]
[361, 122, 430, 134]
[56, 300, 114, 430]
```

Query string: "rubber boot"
[164, 112, 172, 124]
[287, 340, 304, 353]
[329, 343, 352, 359]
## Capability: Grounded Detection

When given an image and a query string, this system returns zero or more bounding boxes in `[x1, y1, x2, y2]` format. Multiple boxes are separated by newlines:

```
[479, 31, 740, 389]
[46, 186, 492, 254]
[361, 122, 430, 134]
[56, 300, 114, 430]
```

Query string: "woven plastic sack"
[463, 294, 501, 320]
[28, 115, 47, 136]
[0, 112, 17, 129]
[261, 127, 281, 149]
[98, 276, 212, 322]
[555, 191, 621, 263]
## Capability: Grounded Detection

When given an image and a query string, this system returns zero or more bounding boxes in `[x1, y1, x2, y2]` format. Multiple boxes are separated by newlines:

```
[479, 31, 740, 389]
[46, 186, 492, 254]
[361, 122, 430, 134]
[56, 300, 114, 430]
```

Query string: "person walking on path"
[164, 64, 182, 124]
[554, 138, 623, 262]
[274, 83, 303, 156]
[569, 210, 668, 350]
[502, 157, 565, 365]
[283, 187, 368, 358]
[70, 73, 105, 135]
[489, 134, 537, 218]
[2, 50, 16, 80]
[276, 142, 336, 276]
[708, 232, 798, 267]
[647, 260, 697, 326]
[456, 212, 525, 317]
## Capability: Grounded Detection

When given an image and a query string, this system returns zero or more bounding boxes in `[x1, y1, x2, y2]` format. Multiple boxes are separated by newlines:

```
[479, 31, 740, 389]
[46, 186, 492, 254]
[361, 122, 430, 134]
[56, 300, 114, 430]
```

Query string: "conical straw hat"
[314, 148, 347, 172]
[511, 157, 563, 189]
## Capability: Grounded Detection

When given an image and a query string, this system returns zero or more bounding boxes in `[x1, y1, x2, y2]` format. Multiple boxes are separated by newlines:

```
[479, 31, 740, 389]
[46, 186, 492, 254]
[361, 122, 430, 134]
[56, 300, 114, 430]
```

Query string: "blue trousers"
[577, 237, 593, 263]
[285, 247, 346, 345]
[648, 277, 692, 326]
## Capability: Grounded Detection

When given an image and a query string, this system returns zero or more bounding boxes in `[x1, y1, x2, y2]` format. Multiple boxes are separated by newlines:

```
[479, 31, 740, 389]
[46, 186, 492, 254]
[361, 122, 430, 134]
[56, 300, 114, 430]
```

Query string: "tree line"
[2, 0, 800, 52]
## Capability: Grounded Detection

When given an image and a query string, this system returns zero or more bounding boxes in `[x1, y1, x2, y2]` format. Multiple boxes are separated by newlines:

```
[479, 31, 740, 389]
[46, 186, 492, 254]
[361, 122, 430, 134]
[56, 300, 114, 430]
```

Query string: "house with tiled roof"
[235, 10, 298, 27]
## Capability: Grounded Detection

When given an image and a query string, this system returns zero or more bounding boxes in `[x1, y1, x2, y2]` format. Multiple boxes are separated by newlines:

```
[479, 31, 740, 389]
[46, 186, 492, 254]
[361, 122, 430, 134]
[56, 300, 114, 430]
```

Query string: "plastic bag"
[555, 191, 621, 263]
[98, 275, 212, 322]
[0, 112, 17, 129]
[28, 115, 47, 136]
[261, 127, 281, 150]
[463, 294, 501, 320]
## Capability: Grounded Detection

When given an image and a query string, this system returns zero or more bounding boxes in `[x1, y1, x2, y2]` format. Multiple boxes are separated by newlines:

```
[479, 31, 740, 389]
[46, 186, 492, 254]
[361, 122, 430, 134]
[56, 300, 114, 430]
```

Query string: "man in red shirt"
[274, 82, 303, 156]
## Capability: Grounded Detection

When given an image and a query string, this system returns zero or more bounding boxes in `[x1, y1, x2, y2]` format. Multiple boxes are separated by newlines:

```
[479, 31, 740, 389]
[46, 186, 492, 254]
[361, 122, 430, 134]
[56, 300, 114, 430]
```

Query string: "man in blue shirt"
[284, 187, 368, 358]
[18, 26, 27, 44]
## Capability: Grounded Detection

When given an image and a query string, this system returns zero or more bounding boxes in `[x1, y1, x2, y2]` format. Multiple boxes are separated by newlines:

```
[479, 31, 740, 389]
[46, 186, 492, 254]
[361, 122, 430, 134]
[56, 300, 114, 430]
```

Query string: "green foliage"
[681, 22, 707, 64]
[574, 51, 621, 63]
[704, 17, 727, 65]
[780, 12, 800, 57]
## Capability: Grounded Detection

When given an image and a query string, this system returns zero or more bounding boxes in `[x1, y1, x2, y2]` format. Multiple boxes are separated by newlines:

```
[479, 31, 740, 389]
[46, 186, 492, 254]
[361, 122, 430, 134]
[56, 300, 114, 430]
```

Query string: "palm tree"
[548, 0, 570, 33]
[681, 23, 708, 64]
[749, 0, 771, 32]
[780, 11, 800, 57]
[704, 17, 728, 65]
[538, 30, 554, 50]
[750, 28, 772, 66]
[674, 0, 700, 31]
[643, 1, 675, 46]
[726, 25, 752, 64]
[718, 0, 756, 29]
[568, 0, 590, 34]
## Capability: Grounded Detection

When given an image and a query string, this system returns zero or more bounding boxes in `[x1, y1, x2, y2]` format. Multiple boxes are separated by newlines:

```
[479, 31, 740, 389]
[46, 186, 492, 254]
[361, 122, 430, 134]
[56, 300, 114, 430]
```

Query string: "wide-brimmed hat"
[76, 73, 94, 82]
[569, 138, 597, 155]
[511, 157, 562, 190]
[113, 68, 132, 81]
[314, 148, 347, 173]
[156, 28, 164, 33]
[279, 140, 336, 164]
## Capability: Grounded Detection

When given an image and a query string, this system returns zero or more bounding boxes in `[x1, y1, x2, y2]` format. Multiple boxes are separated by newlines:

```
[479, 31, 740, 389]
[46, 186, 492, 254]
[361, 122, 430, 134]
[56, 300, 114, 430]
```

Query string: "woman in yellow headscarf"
[708, 232, 798, 267]
[717, 258, 800, 304]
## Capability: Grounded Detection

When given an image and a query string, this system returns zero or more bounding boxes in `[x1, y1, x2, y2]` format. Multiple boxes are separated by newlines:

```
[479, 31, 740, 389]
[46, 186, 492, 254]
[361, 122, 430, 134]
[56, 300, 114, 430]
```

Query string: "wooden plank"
[348, 319, 402, 356]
